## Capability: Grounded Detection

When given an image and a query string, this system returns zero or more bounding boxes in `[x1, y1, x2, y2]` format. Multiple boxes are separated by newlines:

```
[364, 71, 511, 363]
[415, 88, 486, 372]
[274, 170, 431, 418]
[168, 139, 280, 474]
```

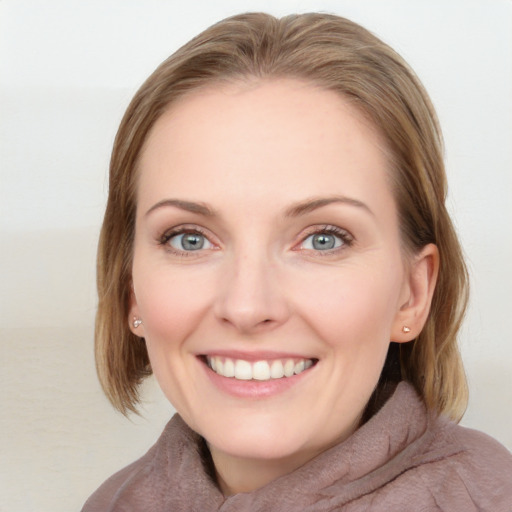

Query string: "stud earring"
[133, 317, 143, 328]
[402, 325, 411, 333]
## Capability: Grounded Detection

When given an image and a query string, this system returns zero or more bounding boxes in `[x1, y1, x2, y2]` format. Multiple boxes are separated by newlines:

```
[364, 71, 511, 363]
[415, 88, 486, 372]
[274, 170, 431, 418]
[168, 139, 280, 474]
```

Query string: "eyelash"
[158, 226, 212, 257]
[157, 224, 354, 256]
[297, 225, 354, 255]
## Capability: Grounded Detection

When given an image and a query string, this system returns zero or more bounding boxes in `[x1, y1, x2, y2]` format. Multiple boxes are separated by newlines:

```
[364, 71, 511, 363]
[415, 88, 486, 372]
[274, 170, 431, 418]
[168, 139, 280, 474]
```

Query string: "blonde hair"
[96, 12, 469, 419]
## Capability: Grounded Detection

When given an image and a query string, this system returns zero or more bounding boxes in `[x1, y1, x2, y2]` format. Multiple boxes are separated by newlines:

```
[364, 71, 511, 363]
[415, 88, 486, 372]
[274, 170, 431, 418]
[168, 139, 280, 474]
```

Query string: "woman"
[83, 12, 512, 511]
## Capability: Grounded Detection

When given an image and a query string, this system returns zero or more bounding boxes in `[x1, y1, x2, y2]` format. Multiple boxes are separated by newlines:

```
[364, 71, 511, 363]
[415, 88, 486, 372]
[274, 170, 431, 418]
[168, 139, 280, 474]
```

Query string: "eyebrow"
[284, 196, 374, 217]
[145, 199, 217, 217]
[145, 195, 373, 219]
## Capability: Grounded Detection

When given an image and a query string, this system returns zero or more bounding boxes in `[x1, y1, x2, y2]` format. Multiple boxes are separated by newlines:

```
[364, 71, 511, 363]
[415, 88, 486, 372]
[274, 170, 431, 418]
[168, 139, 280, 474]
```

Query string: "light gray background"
[1, 1, 511, 510]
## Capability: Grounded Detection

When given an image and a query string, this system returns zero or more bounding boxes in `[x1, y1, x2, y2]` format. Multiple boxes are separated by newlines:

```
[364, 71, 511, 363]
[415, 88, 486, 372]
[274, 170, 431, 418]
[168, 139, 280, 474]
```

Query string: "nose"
[213, 251, 290, 334]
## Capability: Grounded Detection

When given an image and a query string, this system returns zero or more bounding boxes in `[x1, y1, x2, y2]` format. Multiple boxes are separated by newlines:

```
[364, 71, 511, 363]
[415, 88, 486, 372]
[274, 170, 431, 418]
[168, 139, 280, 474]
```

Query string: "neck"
[209, 448, 315, 496]
[205, 412, 364, 495]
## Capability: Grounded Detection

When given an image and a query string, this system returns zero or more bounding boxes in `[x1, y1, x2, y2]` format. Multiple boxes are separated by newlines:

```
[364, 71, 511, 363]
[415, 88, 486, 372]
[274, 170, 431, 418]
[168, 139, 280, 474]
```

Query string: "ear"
[128, 283, 145, 337]
[392, 243, 439, 342]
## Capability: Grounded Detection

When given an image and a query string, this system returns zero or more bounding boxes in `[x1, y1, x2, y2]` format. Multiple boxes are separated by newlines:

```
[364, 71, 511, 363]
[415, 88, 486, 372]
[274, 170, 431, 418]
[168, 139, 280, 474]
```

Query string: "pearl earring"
[402, 325, 411, 333]
[133, 317, 143, 328]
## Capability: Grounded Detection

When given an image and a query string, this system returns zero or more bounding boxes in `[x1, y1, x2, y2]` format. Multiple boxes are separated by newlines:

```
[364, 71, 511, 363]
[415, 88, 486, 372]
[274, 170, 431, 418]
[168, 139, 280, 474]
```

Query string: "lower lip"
[200, 359, 314, 399]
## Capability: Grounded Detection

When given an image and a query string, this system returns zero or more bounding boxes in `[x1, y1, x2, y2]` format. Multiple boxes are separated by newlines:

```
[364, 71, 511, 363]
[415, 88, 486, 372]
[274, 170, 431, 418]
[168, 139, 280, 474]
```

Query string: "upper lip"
[198, 350, 317, 362]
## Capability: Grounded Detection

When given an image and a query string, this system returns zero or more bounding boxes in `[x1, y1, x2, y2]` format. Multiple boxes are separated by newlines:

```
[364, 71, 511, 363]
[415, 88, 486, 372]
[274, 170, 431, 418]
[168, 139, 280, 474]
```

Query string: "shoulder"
[437, 418, 512, 476]
[407, 416, 512, 511]
[358, 404, 512, 511]
[81, 442, 158, 512]
[81, 415, 196, 512]
[446, 423, 512, 497]
[348, 384, 512, 511]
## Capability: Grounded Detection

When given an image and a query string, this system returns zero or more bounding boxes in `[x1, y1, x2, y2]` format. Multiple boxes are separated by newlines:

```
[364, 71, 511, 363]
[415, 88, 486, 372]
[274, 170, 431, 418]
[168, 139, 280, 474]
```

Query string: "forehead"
[137, 79, 393, 215]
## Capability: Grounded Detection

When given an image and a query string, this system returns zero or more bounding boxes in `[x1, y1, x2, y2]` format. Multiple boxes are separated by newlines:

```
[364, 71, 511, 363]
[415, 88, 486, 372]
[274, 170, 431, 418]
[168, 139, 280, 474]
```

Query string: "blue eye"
[168, 232, 213, 251]
[301, 231, 345, 251]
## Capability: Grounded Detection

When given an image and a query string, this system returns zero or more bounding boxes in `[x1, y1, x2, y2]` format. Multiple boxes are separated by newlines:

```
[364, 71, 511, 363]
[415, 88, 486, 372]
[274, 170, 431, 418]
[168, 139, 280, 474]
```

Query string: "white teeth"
[284, 359, 295, 377]
[294, 360, 305, 374]
[253, 361, 270, 381]
[223, 358, 235, 378]
[270, 360, 285, 379]
[206, 356, 314, 381]
[234, 359, 252, 380]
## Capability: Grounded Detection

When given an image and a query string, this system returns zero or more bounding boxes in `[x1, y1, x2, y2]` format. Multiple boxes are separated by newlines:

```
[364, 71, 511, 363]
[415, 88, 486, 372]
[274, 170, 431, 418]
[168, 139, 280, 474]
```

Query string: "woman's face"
[130, 79, 414, 468]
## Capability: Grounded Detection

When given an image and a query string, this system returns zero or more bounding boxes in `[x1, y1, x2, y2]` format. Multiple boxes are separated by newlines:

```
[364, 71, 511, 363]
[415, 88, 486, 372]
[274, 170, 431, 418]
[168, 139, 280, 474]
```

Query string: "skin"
[129, 79, 438, 495]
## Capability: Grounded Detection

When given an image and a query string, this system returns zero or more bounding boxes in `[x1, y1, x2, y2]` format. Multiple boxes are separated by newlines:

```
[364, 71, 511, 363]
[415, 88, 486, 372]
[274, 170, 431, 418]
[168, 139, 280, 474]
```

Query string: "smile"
[205, 356, 316, 381]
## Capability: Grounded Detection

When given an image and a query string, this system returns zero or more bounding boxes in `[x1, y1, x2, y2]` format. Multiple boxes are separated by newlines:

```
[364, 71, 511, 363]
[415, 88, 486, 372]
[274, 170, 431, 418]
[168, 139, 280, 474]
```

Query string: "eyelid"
[156, 223, 353, 256]
[295, 225, 354, 252]
[158, 224, 219, 255]
[159, 224, 206, 243]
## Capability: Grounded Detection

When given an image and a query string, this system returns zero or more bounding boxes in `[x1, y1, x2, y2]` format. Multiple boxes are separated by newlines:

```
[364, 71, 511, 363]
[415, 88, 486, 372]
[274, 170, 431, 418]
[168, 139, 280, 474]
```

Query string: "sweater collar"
[155, 382, 445, 510]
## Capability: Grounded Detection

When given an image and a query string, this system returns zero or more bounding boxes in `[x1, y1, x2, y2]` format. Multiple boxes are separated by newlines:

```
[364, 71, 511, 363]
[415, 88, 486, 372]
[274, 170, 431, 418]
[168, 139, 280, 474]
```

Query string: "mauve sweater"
[82, 383, 512, 511]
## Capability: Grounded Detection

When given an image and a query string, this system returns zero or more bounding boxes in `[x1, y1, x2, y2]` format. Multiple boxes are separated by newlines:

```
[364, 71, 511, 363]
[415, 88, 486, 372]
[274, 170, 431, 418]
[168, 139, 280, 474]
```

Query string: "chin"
[196, 413, 324, 462]
[211, 435, 306, 462]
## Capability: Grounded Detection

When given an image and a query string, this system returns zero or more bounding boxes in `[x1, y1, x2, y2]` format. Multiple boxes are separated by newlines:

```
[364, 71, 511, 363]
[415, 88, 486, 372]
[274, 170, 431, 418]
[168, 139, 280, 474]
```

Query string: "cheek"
[132, 264, 217, 410]
[291, 262, 403, 349]
[134, 262, 215, 343]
